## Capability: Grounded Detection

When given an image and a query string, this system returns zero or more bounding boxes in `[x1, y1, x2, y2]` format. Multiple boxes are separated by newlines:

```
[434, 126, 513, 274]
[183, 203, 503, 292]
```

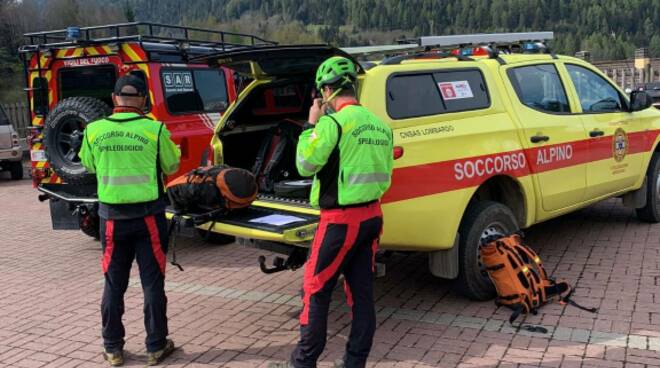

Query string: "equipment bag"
[273, 179, 312, 199]
[251, 121, 302, 192]
[167, 165, 258, 214]
[480, 232, 597, 332]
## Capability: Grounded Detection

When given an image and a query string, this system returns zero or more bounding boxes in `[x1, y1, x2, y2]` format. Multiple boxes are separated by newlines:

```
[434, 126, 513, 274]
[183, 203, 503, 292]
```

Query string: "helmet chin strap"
[321, 88, 343, 105]
[321, 76, 354, 105]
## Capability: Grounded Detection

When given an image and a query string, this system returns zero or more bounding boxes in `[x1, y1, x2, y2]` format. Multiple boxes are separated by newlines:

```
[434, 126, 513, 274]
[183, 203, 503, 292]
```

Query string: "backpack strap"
[559, 284, 599, 313]
[166, 214, 185, 272]
[326, 115, 343, 149]
[156, 123, 164, 196]
[508, 304, 549, 334]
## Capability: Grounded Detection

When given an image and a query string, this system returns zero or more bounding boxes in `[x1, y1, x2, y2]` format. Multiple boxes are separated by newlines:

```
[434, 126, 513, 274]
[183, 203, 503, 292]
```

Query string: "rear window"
[162, 68, 228, 114]
[386, 69, 490, 120]
[59, 65, 117, 106]
[32, 77, 49, 116]
[0, 107, 8, 125]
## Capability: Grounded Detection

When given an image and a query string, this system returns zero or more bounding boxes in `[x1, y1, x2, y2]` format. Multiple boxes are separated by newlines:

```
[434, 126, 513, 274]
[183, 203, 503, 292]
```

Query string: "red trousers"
[291, 202, 383, 368]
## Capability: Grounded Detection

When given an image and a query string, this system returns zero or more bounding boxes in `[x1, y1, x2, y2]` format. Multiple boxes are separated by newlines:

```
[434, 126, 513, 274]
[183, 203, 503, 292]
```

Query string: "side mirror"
[630, 90, 653, 112]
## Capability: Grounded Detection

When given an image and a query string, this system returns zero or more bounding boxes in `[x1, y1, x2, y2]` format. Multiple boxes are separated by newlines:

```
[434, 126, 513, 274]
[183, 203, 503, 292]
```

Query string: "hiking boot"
[146, 339, 175, 366]
[267, 362, 294, 368]
[102, 349, 124, 367]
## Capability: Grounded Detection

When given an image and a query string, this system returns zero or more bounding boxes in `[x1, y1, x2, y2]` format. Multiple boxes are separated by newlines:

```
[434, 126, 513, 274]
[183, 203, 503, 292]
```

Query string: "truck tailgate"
[167, 201, 319, 244]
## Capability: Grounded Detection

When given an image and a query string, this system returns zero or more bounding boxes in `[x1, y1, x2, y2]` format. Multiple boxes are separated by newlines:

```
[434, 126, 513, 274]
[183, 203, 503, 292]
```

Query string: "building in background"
[587, 48, 660, 91]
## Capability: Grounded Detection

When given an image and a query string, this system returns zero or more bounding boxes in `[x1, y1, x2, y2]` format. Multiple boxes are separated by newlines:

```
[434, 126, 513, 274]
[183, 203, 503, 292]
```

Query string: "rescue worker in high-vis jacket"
[79, 75, 180, 367]
[270, 57, 393, 368]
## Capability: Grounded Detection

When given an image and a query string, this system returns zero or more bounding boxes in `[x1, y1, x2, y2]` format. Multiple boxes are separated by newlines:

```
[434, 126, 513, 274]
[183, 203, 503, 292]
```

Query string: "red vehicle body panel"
[26, 43, 236, 186]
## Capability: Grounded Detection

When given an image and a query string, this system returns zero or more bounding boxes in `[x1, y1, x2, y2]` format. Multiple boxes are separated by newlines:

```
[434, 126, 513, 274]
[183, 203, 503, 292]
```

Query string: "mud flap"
[49, 199, 80, 230]
[428, 233, 460, 279]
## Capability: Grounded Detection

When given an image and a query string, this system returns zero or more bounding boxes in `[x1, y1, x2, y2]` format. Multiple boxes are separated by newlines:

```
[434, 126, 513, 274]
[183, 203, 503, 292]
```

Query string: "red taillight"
[393, 146, 404, 160]
[32, 168, 47, 184]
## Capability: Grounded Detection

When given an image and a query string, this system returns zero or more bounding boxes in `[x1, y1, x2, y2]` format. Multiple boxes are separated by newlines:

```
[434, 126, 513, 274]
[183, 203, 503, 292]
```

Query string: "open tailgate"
[193, 44, 362, 78]
[166, 199, 319, 245]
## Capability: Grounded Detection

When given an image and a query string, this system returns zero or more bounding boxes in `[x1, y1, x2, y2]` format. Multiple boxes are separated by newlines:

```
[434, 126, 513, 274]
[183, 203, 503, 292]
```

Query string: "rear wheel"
[636, 153, 660, 222]
[8, 161, 23, 180]
[79, 211, 100, 241]
[454, 200, 519, 300]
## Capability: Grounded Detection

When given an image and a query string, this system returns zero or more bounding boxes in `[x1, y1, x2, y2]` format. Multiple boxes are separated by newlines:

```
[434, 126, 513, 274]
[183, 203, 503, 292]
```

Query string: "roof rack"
[346, 32, 554, 64]
[20, 22, 276, 53]
[415, 32, 553, 48]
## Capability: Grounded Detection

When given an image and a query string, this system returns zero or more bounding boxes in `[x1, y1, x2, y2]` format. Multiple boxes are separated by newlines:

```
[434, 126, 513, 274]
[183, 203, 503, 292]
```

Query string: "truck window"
[386, 69, 490, 119]
[32, 77, 49, 116]
[508, 64, 570, 114]
[0, 106, 8, 125]
[59, 65, 117, 107]
[162, 68, 228, 114]
[566, 64, 625, 113]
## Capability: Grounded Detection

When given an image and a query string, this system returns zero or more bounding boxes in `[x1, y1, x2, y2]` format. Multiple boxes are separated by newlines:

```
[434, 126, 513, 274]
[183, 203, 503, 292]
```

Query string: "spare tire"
[44, 97, 111, 185]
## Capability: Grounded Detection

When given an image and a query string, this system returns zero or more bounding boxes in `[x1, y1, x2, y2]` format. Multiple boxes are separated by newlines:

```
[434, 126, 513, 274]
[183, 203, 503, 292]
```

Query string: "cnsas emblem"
[613, 128, 628, 162]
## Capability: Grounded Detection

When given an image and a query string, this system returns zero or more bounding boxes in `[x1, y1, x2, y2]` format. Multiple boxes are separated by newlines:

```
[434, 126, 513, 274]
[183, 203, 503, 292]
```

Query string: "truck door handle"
[530, 135, 549, 143]
[589, 129, 605, 137]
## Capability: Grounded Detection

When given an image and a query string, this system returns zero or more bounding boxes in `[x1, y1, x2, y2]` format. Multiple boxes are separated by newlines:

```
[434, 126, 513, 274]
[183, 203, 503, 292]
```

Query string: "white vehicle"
[0, 106, 24, 180]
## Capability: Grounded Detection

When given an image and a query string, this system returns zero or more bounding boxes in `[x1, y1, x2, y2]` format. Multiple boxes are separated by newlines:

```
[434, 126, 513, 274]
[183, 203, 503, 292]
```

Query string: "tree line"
[0, 0, 658, 101]
[129, 0, 659, 60]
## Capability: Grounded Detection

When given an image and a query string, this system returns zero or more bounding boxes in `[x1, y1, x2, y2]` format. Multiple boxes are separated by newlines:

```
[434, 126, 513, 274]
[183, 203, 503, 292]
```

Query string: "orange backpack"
[480, 232, 597, 332]
[167, 165, 258, 214]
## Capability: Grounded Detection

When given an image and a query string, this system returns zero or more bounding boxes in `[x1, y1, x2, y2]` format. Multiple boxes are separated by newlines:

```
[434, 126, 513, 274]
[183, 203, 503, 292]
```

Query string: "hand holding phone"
[308, 98, 326, 125]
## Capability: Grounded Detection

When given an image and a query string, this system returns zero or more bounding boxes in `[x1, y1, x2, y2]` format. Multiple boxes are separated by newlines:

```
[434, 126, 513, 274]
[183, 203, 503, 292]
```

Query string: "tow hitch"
[258, 247, 307, 274]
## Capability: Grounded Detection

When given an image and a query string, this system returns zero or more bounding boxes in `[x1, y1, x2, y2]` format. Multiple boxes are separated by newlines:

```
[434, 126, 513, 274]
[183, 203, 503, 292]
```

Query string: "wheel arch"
[466, 174, 527, 227]
[428, 174, 529, 282]
[634, 138, 660, 189]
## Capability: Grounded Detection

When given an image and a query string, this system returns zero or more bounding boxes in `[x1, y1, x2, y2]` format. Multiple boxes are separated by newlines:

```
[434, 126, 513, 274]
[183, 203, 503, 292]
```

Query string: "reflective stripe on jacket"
[79, 112, 181, 205]
[296, 104, 394, 208]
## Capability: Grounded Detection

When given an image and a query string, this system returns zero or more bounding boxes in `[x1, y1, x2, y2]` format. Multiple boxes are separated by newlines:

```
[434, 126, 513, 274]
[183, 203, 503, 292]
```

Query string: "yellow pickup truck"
[188, 33, 660, 300]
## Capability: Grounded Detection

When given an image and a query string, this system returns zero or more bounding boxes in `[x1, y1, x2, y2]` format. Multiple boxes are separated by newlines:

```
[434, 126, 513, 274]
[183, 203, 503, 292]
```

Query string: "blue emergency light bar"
[66, 26, 81, 41]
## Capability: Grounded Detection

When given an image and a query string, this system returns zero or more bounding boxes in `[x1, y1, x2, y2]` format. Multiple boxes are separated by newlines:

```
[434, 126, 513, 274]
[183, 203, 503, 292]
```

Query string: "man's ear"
[111, 93, 117, 106]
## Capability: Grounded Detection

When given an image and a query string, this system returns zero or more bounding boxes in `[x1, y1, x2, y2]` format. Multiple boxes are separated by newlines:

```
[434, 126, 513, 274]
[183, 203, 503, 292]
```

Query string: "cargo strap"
[167, 213, 185, 272]
[251, 122, 299, 191]
[251, 126, 276, 178]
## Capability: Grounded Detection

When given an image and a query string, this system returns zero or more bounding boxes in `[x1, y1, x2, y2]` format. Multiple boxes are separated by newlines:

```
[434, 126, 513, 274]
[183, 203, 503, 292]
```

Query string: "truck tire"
[44, 97, 111, 185]
[9, 161, 23, 180]
[454, 200, 519, 300]
[79, 211, 100, 241]
[636, 153, 660, 222]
